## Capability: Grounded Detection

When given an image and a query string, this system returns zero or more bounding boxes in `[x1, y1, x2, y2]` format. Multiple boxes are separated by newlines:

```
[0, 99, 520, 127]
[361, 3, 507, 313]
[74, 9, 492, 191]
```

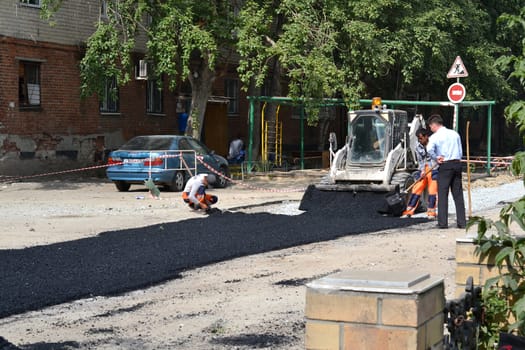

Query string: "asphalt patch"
[0, 187, 425, 319]
[211, 333, 296, 348]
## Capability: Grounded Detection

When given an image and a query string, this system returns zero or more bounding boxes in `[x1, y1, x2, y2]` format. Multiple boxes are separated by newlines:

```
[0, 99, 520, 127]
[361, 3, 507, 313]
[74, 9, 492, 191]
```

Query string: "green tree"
[237, 0, 520, 125]
[470, 7, 525, 348]
[41, 0, 238, 140]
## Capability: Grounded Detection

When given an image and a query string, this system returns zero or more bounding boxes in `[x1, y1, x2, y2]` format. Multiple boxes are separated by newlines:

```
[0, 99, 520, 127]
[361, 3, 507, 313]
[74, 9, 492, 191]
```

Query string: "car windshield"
[119, 136, 175, 151]
[349, 115, 387, 163]
[187, 138, 210, 155]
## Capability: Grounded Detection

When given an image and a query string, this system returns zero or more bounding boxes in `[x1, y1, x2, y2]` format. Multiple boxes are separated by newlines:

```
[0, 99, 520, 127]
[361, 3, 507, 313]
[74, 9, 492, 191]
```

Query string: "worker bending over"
[402, 128, 438, 218]
[182, 173, 218, 213]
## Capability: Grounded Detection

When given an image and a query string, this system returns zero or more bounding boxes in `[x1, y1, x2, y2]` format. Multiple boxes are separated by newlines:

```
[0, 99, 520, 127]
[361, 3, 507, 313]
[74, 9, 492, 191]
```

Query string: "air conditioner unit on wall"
[135, 60, 148, 80]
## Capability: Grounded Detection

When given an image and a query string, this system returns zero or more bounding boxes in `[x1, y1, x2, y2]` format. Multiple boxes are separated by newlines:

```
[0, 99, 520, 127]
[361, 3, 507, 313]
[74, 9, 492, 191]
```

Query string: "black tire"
[390, 172, 416, 206]
[114, 181, 131, 192]
[214, 166, 229, 188]
[167, 171, 186, 192]
[391, 172, 415, 192]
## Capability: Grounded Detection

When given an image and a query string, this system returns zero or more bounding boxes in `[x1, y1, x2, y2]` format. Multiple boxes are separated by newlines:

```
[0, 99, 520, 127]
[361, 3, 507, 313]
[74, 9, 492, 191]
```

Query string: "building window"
[100, 0, 108, 18]
[225, 79, 239, 115]
[100, 77, 119, 113]
[147, 79, 163, 114]
[19, 61, 41, 107]
[20, 0, 41, 7]
[261, 80, 272, 97]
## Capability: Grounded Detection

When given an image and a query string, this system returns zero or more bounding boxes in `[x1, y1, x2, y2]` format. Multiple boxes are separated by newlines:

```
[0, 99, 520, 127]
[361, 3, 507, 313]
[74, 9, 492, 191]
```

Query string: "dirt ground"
[0, 171, 520, 350]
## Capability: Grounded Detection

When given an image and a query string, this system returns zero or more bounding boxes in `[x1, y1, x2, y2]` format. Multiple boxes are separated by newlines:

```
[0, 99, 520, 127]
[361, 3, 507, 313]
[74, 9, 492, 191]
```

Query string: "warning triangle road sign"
[447, 56, 469, 78]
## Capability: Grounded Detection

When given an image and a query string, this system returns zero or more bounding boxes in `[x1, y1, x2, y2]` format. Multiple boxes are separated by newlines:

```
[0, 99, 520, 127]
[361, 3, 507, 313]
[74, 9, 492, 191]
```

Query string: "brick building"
[0, 1, 234, 176]
[0, 0, 345, 177]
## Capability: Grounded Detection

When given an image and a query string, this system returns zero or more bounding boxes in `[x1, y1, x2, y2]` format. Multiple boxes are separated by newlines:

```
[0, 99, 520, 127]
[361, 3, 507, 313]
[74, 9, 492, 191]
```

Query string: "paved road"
[0, 188, 424, 319]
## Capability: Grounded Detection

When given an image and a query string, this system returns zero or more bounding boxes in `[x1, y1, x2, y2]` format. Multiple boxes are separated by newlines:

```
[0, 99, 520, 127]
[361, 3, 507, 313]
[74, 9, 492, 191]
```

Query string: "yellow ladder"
[261, 104, 282, 166]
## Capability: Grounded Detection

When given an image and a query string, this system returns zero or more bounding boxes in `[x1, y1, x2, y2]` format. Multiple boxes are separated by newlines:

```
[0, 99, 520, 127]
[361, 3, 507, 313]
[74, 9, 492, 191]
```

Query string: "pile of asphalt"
[0, 186, 425, 318]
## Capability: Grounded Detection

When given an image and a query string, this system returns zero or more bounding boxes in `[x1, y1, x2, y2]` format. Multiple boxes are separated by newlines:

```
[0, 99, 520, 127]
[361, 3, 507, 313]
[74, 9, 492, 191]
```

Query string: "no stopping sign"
[447, 82, 466, 103]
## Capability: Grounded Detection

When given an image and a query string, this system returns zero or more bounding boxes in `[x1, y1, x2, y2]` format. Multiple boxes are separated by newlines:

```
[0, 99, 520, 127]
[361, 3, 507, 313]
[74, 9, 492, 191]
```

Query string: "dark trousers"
[437, 161, 466, 228]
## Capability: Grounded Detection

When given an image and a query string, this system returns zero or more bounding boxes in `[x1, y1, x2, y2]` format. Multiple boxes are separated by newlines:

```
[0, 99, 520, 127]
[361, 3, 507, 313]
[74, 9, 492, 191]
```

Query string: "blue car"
[106, 135, 229, 192]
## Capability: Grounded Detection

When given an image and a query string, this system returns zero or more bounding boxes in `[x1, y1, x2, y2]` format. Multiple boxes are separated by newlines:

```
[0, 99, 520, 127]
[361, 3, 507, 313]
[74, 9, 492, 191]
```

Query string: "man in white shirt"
[426, 114, 466, 229]
[181, 174, 218, 212]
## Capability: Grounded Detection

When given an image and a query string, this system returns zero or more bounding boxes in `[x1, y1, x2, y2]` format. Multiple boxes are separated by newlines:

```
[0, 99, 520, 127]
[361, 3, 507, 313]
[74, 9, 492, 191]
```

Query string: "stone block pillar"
[305, 270, 444, 350]
[455, 238, 500, 297]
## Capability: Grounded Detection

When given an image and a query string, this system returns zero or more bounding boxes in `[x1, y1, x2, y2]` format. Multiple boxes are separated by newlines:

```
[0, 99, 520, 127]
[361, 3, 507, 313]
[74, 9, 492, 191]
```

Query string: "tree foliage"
[469, 6, 525, 347]
[237, 0, 523, 124]
[41, 0, 237, 139]
[40, 1, 525, 133]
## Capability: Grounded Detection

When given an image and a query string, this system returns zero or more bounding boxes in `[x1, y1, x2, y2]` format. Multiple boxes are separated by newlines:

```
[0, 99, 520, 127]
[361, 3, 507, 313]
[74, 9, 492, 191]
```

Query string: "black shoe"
[436, 224, 448, 229]
[457, 224, 466, 229]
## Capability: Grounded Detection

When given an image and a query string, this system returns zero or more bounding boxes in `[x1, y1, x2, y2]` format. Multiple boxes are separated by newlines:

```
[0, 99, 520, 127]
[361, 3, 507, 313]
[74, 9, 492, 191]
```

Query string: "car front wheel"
[167, 171, 186, 192]
[214, 166, 229, 188]
[114, 181, 131, 192]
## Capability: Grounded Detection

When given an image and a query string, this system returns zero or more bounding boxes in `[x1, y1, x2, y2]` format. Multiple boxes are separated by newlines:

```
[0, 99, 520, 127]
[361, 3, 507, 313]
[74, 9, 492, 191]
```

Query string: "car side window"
[187, 139, 207, 155]
[178, 139, 191, 151]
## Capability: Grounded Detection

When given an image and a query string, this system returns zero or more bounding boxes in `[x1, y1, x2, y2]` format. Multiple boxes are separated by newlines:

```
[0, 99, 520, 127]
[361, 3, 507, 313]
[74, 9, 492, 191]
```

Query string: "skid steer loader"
[317, 103, 425, 194]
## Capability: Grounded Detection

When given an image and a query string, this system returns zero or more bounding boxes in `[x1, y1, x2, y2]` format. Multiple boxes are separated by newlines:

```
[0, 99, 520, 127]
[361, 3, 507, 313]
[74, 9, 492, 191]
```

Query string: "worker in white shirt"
[181, 174, 218, 212]
[426, 114, 466, 229]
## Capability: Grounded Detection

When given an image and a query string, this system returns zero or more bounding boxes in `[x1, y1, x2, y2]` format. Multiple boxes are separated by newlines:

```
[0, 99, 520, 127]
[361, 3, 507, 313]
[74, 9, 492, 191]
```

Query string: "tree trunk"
[186, 59, 215, 140]
[265, 59, 282, 123]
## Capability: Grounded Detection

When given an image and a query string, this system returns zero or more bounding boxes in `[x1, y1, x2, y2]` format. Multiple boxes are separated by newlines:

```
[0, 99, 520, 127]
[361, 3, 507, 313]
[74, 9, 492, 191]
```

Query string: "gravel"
[456, 180, 523, 213]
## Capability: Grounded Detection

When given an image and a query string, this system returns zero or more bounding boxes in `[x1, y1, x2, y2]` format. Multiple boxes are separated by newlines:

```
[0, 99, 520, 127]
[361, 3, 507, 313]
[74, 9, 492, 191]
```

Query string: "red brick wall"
[0, 37, 184, 169]
[0, 35, 346, 175]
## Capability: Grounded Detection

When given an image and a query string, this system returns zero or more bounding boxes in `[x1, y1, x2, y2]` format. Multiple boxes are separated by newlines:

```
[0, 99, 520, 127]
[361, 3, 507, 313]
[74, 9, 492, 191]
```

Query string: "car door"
[177, 137, 198, 176]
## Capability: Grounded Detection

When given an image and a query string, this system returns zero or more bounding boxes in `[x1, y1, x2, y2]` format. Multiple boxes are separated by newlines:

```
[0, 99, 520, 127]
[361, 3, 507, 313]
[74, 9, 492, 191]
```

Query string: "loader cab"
[348, 111, 389, 164]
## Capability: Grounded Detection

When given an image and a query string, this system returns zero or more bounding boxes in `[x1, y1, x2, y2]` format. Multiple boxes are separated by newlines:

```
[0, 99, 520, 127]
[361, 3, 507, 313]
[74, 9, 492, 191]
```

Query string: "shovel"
[383, 164, 438, 217]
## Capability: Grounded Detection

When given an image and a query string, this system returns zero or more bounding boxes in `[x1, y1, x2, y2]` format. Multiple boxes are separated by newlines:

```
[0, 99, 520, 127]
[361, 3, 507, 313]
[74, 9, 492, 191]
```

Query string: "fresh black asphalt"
[0, 186, 425, 319]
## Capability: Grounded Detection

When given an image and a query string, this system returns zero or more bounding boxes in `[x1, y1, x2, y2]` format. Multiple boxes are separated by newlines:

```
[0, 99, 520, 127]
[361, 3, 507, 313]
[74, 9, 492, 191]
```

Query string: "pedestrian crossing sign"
[447, 56, 469, 78]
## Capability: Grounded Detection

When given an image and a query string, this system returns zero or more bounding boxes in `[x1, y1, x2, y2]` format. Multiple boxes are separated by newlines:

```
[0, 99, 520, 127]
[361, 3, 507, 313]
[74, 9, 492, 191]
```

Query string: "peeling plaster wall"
[0, 131, 125, 177]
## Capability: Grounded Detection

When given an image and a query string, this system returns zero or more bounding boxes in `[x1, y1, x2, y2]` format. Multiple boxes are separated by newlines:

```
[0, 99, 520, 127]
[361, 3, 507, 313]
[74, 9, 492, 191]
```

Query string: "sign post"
[447, 56, 468, 130]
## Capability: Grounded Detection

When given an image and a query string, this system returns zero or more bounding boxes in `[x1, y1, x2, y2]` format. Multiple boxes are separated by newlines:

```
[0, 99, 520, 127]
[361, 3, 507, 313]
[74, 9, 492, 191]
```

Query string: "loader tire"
[390, 172, 415, 193]
[390, 172, 417, 211]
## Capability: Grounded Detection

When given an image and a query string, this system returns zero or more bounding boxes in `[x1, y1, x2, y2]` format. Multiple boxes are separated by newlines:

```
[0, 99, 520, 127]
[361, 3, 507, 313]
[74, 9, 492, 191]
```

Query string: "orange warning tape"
[196, 157, 306, 193]
[0, 155, 306, 193]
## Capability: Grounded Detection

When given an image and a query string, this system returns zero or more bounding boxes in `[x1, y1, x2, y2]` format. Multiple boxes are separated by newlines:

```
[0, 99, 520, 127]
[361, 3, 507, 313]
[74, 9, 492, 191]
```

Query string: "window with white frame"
[225, 79, 239, 115]
[19, 61, 41, 107]
[147, 78, 163, 114]
[100, 77, 119, 113]
[20, 0, 41, 7]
